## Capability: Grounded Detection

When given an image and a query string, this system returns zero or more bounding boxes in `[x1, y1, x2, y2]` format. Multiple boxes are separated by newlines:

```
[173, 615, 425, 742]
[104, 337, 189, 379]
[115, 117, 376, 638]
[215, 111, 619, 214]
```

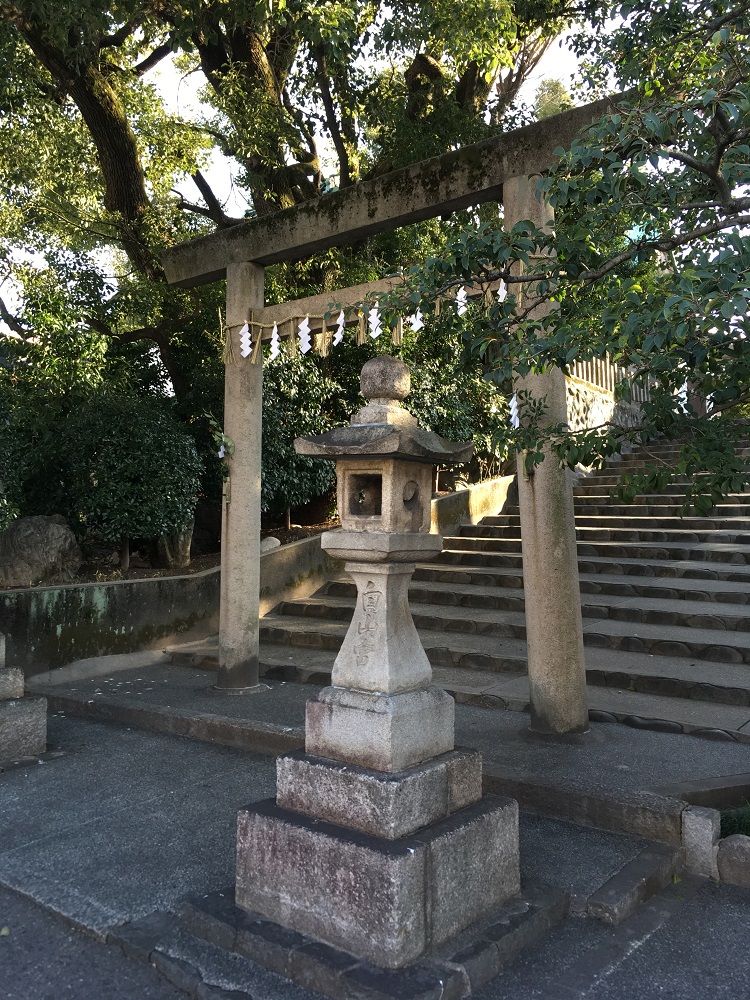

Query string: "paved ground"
[0, 715, 656, 934]
[29, 663, 750, 792]
[31, 640, 750, 744]
[0, 885, 186, 1000]
[2, 710, 750, 999]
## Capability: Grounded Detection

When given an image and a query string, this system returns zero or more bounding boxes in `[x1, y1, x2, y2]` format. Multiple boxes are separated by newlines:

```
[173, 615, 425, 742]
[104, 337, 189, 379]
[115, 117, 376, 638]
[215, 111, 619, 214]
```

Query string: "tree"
[534, 77, 574, 119]
[59, 394, 202, 570]
[0, 1, 573, 531]
[369, 0, 750, 511]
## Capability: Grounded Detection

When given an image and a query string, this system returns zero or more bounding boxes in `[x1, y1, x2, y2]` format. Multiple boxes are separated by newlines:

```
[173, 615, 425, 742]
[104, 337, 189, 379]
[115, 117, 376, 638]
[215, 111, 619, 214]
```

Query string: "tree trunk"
[155, 521, 194, 569]
[120, 537, 130, 573]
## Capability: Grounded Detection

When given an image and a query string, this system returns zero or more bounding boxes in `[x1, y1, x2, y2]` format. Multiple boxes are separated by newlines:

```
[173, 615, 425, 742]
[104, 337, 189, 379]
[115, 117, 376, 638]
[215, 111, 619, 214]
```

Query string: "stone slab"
[0, 716, 278, 939]
[682, 805, 720, 879]
[180, 881, 565, 1000]
[483, 763, 686, 844]
[305, 685, 454, 772]
[235, 794, 519, 968]
[0, 695, 46, 761]
[584, 845, 679, 924]
[161, 96, 617, 285]
[276, 747, 482, 839]
[0, 666, 24, 700]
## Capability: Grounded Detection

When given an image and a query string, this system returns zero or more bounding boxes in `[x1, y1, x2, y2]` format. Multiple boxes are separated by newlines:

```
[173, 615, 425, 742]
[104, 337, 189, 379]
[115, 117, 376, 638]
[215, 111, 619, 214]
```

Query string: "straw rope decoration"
[226, 282, 502, 363]
[221, 308, 236, 365]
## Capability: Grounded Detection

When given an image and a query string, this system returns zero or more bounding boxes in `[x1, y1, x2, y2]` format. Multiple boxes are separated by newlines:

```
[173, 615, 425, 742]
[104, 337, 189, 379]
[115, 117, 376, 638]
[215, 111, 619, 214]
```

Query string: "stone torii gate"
[162, 96, 617, 734]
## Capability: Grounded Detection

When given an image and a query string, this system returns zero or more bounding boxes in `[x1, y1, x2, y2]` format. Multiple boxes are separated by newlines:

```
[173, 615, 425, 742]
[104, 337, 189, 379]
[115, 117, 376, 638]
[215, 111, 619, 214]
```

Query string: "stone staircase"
[178, 441, 750, 740]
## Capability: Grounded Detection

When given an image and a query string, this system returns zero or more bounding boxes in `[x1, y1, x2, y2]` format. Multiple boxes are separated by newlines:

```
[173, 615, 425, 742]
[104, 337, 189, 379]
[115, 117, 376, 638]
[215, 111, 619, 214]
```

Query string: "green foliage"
[260, 354, 340, 514]
[0, 0, 564, 530]
[534, 78, 574, 119]
[721, 801, 750, 839]
[59, 394, 202, 543]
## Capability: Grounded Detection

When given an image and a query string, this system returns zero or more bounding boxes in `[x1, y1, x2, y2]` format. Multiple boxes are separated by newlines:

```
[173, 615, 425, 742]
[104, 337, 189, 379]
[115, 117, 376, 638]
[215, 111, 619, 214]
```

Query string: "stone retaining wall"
[430, 476, 515, 535]
[1, 479, 511, 676]
[0, 533, 333, 676]
[566, 375, 643, 435]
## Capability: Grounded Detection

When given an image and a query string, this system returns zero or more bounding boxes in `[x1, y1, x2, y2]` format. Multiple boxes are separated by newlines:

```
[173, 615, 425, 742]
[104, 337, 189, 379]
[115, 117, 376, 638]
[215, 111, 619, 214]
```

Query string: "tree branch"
[133, 43, 173, 77]
[98, 20, 139, 49]
[0, 296, 32, 339]
[191, 170, 242, 226]
[313, 45, 351, 188]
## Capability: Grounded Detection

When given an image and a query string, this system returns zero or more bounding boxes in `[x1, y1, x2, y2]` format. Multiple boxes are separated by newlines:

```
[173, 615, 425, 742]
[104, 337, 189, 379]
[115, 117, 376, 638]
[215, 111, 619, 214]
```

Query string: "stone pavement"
[1, 712, 749, 999]
[0, 884, 186, 1000]
[29, 659, 750, 786]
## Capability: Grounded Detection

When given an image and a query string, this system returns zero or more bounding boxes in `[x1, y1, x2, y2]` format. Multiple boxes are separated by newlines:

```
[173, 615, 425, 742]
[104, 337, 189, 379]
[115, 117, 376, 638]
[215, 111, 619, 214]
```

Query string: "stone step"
[473, 515, 750, 532]
[510, 501, 750, 517]
[265, 601, 750, 664]
[573, 483, 749, 497]
[254, 636, 750, 714]
[442, 536, 750, 566]
[614, 446, 750, 464]
[436, 547, 750, 582]
[160, 636, 750, 722]
[577, 539, 750, 564]
[460, 524, 750, 545]
[321, 577, 750, 626]
[413, 563, 750, 603]
[577, 475, 712, 487]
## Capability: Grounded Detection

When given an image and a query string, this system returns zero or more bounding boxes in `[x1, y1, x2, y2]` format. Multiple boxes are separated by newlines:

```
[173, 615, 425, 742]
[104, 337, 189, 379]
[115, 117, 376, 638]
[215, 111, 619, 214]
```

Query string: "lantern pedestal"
[235, 764, 520, 970]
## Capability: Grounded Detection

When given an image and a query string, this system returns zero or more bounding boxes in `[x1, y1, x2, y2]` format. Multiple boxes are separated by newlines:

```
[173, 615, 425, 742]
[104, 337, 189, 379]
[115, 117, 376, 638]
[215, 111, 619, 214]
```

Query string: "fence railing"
[569, 357, 650, 404]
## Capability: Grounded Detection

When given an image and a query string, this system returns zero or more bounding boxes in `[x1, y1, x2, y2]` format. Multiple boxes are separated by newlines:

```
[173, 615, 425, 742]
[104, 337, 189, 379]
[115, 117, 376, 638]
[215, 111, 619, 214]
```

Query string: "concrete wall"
[258, 534, 337, 617]
[566, 376, 643, 435]
[0, 534, 334, 676]
[0, 567, 221, 676]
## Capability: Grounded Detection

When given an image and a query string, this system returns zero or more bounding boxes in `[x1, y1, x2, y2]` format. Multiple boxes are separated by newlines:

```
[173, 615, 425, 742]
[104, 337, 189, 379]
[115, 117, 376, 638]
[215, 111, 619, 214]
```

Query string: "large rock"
[0, 515, 81, 588]
[718, 834, 750, 887]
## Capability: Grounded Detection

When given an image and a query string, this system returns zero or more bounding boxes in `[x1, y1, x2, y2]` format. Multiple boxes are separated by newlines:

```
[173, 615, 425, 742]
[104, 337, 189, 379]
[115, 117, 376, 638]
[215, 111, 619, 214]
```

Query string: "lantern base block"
[235, 793, 520, 969]
[305, 685, 454, 773]
[276, 746, 482, 840]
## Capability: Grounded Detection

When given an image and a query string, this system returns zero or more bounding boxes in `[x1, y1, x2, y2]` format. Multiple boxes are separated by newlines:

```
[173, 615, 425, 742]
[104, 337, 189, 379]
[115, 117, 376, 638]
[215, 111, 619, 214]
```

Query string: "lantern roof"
[295, 357, 473, 465]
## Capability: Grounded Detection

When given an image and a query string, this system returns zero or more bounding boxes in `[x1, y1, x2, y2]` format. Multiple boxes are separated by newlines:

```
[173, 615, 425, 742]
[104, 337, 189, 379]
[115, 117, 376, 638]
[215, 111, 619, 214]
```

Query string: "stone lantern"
[233, 357, 522, 980]
[296, 355, 474, 766]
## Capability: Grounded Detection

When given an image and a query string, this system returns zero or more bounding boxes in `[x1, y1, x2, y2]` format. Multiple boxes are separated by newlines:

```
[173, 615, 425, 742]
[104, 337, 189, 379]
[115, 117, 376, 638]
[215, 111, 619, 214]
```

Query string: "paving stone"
[152, 951, 203, 996]
[622, 717, 684, 734]
[196, 985, 253, 1000]
[690, 728, 738, 742]
[0, 695, 47, 761]
[108, 910, 176, 962]
[584, 845, 679, 924]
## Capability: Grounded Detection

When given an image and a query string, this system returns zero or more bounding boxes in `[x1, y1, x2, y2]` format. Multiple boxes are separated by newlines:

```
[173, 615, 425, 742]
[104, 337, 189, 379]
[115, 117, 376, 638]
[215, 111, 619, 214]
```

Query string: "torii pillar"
[503, 175, 588, 734]
[217, 262, 265, 691]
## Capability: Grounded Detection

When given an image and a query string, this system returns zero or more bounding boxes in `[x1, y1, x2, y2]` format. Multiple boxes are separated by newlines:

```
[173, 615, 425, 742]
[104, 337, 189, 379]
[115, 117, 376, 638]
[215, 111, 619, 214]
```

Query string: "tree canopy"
[2, 0, 747, 544]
